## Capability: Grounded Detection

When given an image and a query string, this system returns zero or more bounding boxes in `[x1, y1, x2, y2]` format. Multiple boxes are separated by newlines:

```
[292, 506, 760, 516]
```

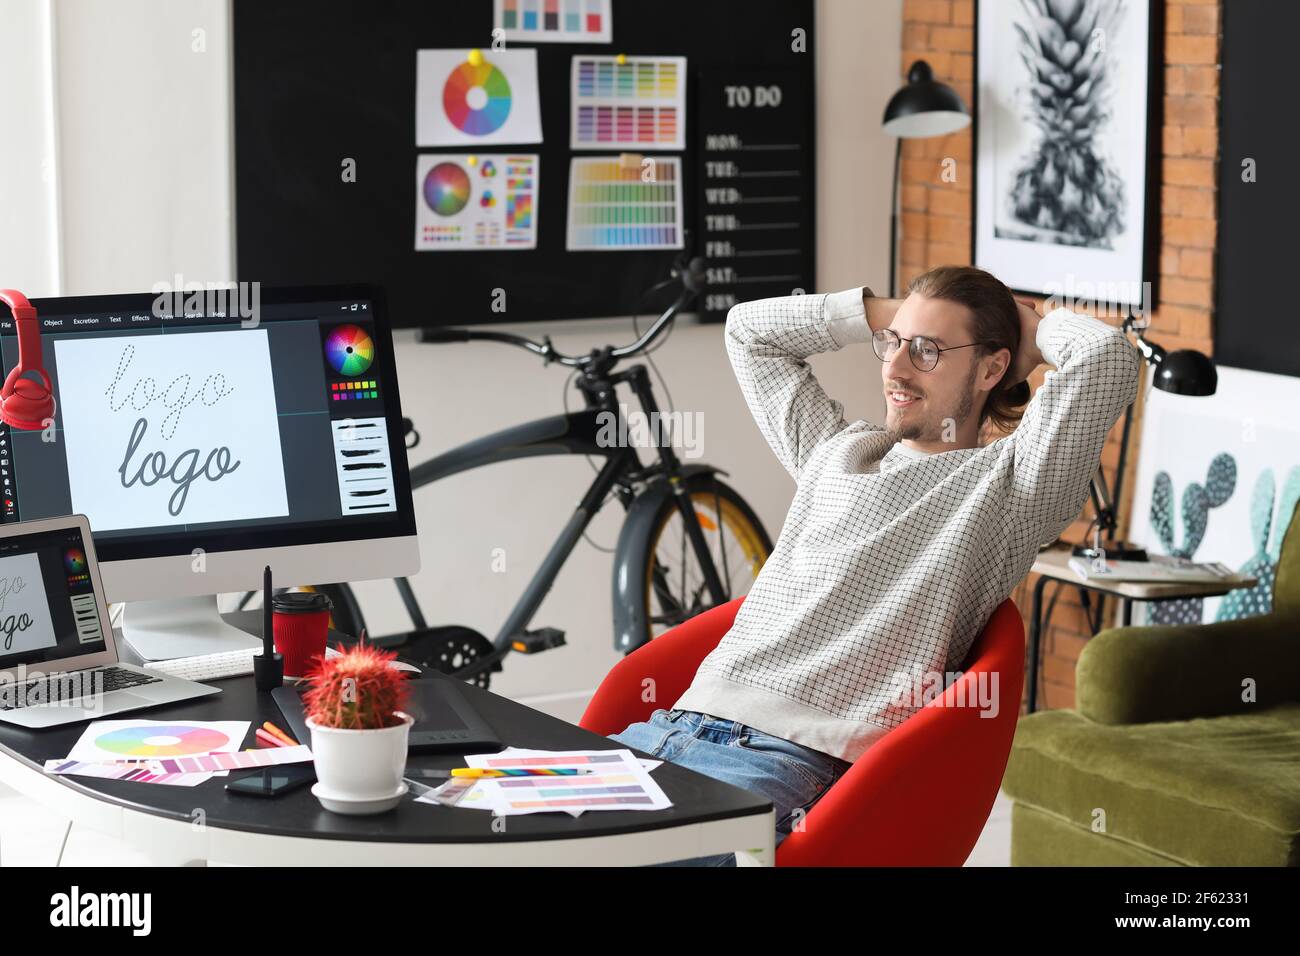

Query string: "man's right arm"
[725, 288, 897, 479]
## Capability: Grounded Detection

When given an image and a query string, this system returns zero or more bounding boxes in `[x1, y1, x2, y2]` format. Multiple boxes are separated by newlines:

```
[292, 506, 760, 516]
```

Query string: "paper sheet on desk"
[415, 747, 671, 818]
[64, 719, 251, 764]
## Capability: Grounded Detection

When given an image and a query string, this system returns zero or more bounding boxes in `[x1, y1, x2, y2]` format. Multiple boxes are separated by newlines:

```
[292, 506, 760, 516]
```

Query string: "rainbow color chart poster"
[570, 55, 687, 151]
[566, 156, 683, 251]
[495, 0, 612, 44]
[416, 153, 539, 251]
[416, 49, 542, 148]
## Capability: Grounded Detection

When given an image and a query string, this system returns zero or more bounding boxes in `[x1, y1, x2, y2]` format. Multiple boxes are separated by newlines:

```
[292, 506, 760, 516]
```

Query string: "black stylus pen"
[253, 564, 283, 690]
[263, 565, 273, 655]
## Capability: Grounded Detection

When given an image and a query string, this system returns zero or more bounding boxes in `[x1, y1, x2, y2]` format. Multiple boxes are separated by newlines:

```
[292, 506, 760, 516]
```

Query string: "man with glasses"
[610, 264, 1141, 865]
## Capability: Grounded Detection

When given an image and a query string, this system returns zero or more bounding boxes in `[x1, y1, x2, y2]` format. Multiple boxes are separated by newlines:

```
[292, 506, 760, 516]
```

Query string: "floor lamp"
[882, 60, 971, 296]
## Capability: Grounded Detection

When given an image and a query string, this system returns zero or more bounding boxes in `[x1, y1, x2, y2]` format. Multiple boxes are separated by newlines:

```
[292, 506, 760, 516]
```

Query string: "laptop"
[0, 514, 219, 728]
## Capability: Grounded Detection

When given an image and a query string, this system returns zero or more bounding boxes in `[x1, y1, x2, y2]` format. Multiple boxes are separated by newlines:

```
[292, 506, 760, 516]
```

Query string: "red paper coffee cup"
[272, 591, 333, 679]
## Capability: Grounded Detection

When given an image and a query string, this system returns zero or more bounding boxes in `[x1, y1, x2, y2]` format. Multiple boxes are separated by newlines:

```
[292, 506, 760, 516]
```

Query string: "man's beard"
[886, 364, 977, 445]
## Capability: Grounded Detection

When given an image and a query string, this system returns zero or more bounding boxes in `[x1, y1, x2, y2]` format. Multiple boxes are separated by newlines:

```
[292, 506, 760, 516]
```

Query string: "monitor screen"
[0, 285, 416, 564]
[0, 522, 106, 670]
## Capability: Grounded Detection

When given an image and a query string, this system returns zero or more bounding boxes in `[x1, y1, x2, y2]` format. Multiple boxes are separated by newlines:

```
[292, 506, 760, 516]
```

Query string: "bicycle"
[251, 257, 773, 689]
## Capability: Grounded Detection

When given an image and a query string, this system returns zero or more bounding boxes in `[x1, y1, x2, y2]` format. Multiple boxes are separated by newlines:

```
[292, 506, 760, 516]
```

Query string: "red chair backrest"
[776, 599, 1025, 866]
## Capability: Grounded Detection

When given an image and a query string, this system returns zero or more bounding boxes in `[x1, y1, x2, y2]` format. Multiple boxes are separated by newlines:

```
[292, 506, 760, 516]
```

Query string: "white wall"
[0, 0, 900, 721]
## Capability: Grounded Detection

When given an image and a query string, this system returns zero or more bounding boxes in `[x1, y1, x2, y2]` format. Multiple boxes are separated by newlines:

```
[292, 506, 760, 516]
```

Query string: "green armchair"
[1003, 506, 1300, 866]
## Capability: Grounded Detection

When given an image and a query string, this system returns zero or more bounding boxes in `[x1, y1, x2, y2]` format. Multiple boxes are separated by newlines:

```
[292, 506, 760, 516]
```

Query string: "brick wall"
[898, 0, 1221, 709]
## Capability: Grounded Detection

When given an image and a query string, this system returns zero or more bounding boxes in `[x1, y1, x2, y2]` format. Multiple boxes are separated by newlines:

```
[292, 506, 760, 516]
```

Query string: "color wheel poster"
[66, 719, 250, 763]
[416, 49, 542, 148]
[52, 329, 290, 531]
[0, 552, 56, 655]
[415, 153, 539, 250]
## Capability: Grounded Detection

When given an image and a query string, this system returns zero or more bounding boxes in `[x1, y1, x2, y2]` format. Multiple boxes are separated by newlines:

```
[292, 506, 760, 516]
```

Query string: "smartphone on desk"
[226, 765, 316, 798]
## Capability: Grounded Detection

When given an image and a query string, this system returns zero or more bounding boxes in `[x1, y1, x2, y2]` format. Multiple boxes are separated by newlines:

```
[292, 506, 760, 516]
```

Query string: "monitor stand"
[119, 594, 263, 662]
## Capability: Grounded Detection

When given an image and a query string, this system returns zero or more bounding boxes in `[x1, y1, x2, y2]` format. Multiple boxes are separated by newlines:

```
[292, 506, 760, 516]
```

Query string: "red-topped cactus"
[302, 642, 410, 730]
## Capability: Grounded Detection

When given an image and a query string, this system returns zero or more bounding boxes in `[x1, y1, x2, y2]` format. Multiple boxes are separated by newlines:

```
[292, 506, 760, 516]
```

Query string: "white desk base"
[0, 753, 775, 867]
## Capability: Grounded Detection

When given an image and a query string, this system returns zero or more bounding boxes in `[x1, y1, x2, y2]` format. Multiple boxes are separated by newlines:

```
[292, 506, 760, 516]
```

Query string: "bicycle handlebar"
[416, 256, 706, 369]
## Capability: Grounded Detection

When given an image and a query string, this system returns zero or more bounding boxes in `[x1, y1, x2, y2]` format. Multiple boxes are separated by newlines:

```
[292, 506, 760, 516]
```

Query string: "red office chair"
[581, 597, 1025, 866]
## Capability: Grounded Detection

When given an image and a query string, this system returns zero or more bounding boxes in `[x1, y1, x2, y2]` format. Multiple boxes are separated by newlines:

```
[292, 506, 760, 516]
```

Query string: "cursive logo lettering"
[118, 417, 241, 517]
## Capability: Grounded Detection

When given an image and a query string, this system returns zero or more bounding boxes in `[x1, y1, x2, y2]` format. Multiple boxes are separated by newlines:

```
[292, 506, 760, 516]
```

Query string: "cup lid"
[272, 590, 333, 614]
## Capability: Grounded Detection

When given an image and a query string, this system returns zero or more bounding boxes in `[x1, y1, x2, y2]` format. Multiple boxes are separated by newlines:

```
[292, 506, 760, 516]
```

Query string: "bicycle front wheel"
[642, 475, 772, 643]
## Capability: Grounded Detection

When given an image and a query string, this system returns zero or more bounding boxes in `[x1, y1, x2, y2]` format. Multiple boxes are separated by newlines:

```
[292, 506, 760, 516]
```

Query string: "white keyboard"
[143, 648, 260, 682]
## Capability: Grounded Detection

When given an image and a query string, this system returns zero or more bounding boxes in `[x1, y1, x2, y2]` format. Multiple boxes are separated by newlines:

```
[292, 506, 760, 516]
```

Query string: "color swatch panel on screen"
[571, 55, 687, 150]
[496, 0, 612, 43]
[566, 157, 684, 251]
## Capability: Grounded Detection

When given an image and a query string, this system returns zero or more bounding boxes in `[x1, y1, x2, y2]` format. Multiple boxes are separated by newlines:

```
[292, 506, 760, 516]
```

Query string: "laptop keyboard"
[0, 666, 161, 710]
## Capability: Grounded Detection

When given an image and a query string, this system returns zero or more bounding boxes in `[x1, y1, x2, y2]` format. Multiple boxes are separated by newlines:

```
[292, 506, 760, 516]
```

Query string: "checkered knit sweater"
[672, 288, 1141, 763]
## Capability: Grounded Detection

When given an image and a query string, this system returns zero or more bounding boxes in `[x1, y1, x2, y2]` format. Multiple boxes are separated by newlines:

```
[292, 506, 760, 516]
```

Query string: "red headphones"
[0, 289, 56, 430]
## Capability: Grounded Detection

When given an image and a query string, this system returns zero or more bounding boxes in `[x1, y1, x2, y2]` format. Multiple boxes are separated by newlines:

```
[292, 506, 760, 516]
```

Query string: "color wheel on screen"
[423, 162, 472, 217]
[443, 60, 513, 136]
[64, 548, 87, 574]
[325, 324, 375, 377]
[95, 724, 233, 758]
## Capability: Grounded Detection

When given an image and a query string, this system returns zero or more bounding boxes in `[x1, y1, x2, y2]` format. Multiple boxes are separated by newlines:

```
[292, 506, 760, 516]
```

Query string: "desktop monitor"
[0, 284, 419, 659]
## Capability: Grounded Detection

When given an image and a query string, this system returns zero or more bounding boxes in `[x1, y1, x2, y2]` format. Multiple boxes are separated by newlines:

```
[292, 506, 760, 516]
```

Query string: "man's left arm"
[1007, 308, 1142, 547]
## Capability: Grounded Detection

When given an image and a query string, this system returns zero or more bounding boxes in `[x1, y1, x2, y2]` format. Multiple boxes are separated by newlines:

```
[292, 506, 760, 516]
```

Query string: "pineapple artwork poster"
[974, 0, 1156, 307]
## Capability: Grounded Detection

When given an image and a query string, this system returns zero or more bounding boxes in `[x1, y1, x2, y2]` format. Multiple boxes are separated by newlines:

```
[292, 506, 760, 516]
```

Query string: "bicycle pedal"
[511, 628, 567, 654]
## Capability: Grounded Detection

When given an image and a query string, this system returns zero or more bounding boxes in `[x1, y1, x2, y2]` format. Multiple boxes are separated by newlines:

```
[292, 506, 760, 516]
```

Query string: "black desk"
[0, 615, 774, 866]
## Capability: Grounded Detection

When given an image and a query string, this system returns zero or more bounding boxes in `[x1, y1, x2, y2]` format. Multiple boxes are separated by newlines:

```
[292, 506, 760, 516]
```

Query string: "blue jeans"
[608, 708, 852, 866]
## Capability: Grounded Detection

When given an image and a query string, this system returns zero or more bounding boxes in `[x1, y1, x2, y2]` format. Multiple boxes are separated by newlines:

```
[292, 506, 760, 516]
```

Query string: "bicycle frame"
[403, 362, 731, 673]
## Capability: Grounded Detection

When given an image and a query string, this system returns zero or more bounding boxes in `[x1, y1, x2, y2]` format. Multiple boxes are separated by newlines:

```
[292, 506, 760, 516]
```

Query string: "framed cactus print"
[973, 0, 1161, 309]
[1130, 366, 1300, 626]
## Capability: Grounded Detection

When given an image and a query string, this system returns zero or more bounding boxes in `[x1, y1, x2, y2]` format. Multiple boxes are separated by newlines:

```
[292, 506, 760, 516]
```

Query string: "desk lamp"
[882, 61, 971, 295]
[1073, 316, 1218, 562]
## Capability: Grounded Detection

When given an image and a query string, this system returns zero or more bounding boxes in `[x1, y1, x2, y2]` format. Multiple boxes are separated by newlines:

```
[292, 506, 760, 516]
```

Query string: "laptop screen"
[0, 523, 106, 669]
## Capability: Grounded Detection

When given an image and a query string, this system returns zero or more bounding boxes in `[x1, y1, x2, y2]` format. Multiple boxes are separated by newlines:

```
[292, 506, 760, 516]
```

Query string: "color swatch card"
[416, 153, 539, 251]
[148, 744, 312, 775]
[566, 157, 684, 251]
[45, 759, 215, 787]
[571, 55, 686, 150]
[495, 0, 612, 43]
[65, 719, 250, 764]
[416, 49, 542, 148]
[417, 747, 672, 817]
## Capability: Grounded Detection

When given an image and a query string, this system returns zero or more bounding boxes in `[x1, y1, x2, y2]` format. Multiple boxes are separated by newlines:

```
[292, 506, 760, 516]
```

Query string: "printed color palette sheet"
[417, 747, 672, 817]
[496, 0, 612, 43]
[566, 157, 684, 251]
[416, 153, 539, 250]
[570, 55, 687, 150]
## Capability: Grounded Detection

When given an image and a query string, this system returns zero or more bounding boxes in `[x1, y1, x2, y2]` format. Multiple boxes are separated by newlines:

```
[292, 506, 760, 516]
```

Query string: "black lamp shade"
[1154, 348, 1217, 396]
[882, 60, 971, 138]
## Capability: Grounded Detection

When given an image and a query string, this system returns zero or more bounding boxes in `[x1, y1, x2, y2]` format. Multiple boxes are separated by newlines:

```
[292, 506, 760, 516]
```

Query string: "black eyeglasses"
[871, 328, 980, 372]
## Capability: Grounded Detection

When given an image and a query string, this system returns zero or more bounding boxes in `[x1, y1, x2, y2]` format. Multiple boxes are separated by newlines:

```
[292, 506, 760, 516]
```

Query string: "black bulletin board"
[1215, 0, 1300, 378]
[233, 0, 816, 329]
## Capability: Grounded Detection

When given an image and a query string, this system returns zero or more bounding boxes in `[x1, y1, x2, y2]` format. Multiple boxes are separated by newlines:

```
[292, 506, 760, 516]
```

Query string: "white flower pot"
[307, 712, 412, 815]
